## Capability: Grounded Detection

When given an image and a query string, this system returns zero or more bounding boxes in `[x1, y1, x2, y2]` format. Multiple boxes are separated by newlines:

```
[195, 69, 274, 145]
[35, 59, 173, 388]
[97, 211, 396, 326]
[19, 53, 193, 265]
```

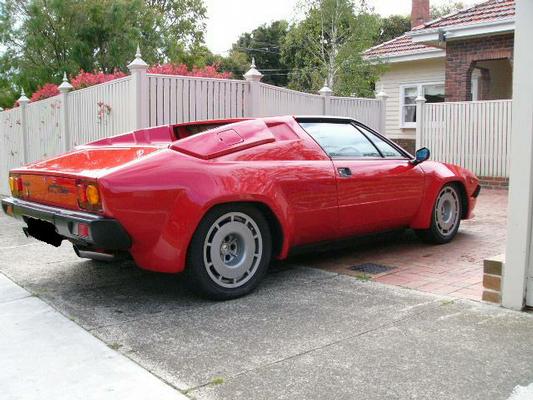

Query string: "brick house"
[364, 0, 515, 153]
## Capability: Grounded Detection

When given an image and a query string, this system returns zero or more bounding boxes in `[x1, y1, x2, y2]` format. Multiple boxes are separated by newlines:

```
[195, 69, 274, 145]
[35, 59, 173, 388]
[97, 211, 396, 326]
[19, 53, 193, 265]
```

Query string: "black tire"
[415, 183, 462, 244]
[185, 204, 272, 300]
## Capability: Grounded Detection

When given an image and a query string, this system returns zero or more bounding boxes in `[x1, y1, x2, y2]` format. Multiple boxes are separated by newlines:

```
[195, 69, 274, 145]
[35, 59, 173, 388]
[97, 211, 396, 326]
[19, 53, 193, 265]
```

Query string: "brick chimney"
[411, 0, 431, 29]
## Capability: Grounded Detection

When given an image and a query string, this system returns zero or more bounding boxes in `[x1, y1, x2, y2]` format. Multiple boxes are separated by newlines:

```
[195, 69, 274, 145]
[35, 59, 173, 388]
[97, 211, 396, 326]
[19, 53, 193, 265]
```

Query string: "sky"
[204, 0, 477, 55]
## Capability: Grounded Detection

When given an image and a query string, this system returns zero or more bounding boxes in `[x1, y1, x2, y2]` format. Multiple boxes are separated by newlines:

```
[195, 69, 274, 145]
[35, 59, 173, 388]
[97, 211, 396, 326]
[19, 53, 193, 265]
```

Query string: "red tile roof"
[364, 34, 438, 59]
[365, 0, 515, 59]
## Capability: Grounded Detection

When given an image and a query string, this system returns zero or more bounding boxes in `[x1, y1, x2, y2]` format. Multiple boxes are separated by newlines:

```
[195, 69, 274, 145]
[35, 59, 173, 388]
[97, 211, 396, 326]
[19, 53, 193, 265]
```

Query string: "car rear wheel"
[415, 184, 462, 244]
[186, 205, 272, 300]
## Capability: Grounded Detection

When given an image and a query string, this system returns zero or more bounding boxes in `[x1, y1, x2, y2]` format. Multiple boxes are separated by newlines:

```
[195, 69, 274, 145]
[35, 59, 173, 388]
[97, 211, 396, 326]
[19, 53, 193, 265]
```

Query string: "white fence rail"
[258, 83, 324, 116]
[417, 99, 512, 178]
[330, 96, 383, 132]
[0, 108, 24, 195]
[68, 76, 133, 146]
[0, 52, 385, 195]
[25, 96, 62, 162]
[147, 74, 248, 126]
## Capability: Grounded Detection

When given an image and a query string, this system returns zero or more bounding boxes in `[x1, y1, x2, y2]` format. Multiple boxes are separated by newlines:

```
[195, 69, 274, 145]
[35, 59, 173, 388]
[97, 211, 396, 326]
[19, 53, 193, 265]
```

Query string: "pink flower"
[148, 63, 232, 79]
[71, 70, 127, 90]
[30, 83, 60, 102]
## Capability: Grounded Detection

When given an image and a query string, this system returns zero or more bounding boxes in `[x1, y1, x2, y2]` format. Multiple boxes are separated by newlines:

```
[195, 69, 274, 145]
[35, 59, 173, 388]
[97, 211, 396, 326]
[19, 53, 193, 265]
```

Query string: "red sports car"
[2, 116, 480, 299]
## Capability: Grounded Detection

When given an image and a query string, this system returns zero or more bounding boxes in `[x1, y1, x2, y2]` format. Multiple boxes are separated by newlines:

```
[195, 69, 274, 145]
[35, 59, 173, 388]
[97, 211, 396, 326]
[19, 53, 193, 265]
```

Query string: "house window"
[400, 83, 445, 128]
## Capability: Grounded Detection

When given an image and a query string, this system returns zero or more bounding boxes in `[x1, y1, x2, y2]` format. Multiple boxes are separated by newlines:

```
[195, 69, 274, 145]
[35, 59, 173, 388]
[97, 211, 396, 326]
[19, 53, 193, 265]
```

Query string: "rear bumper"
[1, 197, 131, 250]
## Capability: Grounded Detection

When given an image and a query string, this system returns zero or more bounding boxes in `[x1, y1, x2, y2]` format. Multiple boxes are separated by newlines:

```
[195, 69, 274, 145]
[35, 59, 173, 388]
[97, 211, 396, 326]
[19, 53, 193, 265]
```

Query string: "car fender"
[409, 161, 471, 230]
[154, 178, 293, 273]
[101, 152, 297, 274]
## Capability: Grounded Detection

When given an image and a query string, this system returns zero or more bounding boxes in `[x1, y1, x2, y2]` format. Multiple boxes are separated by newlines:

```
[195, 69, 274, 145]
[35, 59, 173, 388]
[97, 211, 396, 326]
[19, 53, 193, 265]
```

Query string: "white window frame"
[399, 82, 445, 129]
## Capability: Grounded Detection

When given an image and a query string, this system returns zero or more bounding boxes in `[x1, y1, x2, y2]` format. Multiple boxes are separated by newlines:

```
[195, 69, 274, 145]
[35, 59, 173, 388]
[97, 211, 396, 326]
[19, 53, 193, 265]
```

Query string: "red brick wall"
[445, 34, 514, 102]
[478, 176, 509, 190]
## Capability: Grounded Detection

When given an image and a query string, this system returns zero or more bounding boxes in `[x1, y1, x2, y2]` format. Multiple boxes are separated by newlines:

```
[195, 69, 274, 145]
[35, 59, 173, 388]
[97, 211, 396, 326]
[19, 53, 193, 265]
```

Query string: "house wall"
[377, 57, 445, 152]
[445, 33, 514, 102]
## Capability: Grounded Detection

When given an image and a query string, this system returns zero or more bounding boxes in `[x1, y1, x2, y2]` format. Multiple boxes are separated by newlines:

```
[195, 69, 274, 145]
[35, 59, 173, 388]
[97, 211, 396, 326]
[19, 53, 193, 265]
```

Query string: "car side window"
[300, 122, 381, 158]
[355, 125, 405, 158]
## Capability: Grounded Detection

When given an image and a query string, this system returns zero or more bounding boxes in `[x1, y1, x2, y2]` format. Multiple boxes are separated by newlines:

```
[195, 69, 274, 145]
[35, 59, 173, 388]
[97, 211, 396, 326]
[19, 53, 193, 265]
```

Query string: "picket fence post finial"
[319, 79, 333, 96]
[376, 85, 388, 100]
[244, 58, 263, 82]
[128, 45, 148, 71]
[18, 88, 30, 104]
[17, 88, 30, 164]
[58, 71, 73, 152]
[319, 80, 332, 116]
[128, 46, 149, 130]
[58, 72, 73, 93]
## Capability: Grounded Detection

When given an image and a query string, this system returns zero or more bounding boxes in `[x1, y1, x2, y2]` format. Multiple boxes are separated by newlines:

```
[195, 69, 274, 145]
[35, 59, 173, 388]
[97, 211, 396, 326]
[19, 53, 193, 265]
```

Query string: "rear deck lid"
[170, 119, 275, 159]
[18, 147, 161, 179]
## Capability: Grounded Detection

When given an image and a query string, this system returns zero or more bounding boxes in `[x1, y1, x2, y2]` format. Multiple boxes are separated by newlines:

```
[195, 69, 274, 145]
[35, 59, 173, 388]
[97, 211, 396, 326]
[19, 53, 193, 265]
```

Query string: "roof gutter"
[408, 17, 515, 44]
[363, 48, 445, 64]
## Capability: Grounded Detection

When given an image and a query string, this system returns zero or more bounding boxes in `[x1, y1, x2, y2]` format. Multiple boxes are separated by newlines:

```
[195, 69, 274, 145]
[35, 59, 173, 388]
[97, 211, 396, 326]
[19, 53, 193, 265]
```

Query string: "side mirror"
[412, 147, 430, 165]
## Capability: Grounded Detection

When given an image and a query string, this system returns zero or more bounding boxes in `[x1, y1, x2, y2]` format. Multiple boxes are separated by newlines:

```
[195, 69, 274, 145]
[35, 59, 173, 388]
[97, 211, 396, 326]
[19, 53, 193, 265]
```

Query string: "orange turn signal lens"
[8, 176, 16, 194]
[9, 175, 22, 196]
[85, 185, 100, 206]
[76, 181, 102, 212]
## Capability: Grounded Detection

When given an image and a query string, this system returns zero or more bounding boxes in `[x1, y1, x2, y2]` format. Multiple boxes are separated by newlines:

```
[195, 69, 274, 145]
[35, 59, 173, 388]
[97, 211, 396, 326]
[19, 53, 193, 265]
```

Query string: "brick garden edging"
[482, 254, 504, 304]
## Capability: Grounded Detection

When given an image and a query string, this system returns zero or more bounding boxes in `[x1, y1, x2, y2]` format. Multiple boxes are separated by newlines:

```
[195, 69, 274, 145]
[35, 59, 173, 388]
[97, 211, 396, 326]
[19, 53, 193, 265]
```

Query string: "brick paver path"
[286, 190, 508, 301]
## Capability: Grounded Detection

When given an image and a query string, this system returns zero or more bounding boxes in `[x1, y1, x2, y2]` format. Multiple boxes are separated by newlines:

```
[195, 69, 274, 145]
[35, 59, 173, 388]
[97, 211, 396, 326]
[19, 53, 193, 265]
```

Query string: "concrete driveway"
[1, 201, 533, 400]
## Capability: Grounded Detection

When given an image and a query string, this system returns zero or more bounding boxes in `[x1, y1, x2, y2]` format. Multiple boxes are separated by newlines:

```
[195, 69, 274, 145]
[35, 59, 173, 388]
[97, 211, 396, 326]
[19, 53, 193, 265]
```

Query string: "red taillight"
[77, 223, 90, 238]
[77, 184, 88, 203]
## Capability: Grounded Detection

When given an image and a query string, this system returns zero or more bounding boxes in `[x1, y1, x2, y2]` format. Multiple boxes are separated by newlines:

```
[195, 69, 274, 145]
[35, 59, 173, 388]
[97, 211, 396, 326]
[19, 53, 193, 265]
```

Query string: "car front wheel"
[415, 183, 462, 244]
[186, 205, 272, 300]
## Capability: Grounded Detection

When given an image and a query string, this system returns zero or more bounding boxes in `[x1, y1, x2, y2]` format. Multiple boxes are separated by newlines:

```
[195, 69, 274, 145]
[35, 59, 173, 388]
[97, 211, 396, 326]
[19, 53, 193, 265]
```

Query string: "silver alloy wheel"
[203, 212, 263, 288]
[435, 186, 460, 237]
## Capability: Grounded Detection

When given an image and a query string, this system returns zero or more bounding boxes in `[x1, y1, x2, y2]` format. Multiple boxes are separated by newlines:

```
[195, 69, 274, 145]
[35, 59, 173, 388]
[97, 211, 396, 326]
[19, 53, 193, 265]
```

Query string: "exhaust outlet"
[73, 245, 116, 262]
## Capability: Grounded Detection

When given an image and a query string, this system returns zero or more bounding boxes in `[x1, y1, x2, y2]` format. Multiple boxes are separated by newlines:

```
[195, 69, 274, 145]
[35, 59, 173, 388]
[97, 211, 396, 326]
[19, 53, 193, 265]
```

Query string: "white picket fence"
[258, 83, 324, 116]
[0, 52, 385, 195]
[147, 74, 249, 126]
[330, 96, 383, 131]
[0, 108, 24, 195]
[417, 99, 512, 178]
[67, 76, 133, 146]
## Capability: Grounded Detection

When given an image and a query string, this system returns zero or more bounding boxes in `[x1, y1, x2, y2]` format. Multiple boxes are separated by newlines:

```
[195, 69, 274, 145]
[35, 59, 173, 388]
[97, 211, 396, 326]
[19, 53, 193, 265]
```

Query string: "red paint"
[8, 116, 479, 274]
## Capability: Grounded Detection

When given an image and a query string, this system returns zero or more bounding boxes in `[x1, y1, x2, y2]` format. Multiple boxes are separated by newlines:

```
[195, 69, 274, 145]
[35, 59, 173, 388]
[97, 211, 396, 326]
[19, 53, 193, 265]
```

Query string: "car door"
[299, 120, 425, 237]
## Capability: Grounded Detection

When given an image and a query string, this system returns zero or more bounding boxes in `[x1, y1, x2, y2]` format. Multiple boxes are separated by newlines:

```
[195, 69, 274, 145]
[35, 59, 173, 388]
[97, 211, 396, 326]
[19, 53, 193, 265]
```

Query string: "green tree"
[376, 14, 411, 44]
[229, 20, 290, 86]
[281, 0, 382, 96]
[0, 0, 207, 108]
[207, 51, 249, 80]
[431, 1, 465, 19]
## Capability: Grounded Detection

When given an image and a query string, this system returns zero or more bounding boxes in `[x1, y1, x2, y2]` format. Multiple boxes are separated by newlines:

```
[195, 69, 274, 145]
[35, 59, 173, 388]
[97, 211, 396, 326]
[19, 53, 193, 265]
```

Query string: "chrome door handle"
[337, 167, 352, 177]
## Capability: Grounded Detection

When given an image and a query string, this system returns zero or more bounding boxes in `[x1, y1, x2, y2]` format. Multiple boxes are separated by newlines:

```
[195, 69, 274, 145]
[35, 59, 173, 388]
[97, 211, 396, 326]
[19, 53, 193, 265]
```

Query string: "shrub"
[70, 70, 127, 90]
[30, 83, 60, 102]
[148, 63, 232, 79]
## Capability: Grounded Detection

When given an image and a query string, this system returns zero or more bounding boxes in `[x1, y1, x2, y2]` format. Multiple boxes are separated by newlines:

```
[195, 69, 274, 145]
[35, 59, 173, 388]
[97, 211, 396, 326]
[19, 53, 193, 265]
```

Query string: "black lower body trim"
[2, 197, 131, 250]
